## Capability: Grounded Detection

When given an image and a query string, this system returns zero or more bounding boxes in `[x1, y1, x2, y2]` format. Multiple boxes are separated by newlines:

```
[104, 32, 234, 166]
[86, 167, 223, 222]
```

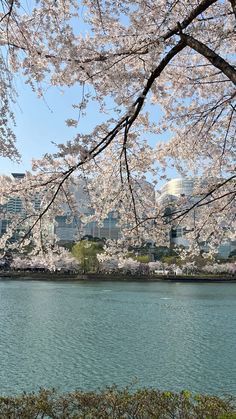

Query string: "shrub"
[0, 387, 235, 418]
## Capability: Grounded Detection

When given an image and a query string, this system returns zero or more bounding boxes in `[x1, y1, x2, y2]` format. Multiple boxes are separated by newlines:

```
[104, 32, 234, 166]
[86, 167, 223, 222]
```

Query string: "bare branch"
[167, 176, 236, 222]
[0, 0, 14, 24]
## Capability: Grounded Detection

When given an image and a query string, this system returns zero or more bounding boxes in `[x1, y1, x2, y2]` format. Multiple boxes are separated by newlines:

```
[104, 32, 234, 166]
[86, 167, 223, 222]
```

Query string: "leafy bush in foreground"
[0, 387, 235, 418]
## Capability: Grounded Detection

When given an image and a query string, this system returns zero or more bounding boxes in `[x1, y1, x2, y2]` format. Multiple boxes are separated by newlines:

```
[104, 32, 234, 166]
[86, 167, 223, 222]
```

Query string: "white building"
[157, 178, 195, 247]
[158, 178, 236, 258]
[160, 178, 194, 198]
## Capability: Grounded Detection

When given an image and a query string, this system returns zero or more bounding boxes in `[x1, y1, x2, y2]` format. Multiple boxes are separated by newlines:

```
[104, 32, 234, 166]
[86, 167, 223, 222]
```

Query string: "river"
[0, 279, 235, 395]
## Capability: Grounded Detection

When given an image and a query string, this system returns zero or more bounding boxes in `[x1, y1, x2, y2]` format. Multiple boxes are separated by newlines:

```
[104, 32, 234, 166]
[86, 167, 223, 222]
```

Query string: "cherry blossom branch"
[3, 0, 217, 68]
[221, 104, 235, 157]
[0, 0, 14, 24]
[166, 176, 236, 222]
[122, 118, 139, 227]
[131, 175, 236, 230]
[228, 0, 236, 18]
[162, 0, 217, 40]
[19, 167, 75, 242]
[170, 191, 236, 226]
[179, 32, 236, 85]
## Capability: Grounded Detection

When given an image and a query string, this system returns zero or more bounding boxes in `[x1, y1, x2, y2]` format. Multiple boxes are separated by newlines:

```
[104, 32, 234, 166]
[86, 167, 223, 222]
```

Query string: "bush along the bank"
[0, 388, 236, 418]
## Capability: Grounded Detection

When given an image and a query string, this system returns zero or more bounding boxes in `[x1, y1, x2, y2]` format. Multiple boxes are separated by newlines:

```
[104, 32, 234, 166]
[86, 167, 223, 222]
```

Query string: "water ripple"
[0, 280, 236, 395]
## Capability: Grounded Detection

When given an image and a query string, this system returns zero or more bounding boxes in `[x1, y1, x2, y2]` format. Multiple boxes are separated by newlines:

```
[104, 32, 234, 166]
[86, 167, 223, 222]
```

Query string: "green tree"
[125, 252, 150, 263]
[161, 255, 182, 266]
[136, 255, 150, 263]
[71, 240, 103, 273]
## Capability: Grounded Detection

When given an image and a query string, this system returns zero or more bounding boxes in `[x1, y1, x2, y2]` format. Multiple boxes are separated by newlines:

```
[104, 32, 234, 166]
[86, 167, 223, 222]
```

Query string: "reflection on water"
[0, 280, 235, 395]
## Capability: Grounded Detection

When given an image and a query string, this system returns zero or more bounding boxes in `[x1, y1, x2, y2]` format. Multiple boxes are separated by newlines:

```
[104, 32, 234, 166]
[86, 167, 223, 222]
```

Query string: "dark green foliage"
[228, 250, 236, 261]
[0, 388, 235, 418]
[127, 244, 179, 263]
[81, 235, 105, 243]
[153, 246, 178, 261]
[62, 242, 76, 251]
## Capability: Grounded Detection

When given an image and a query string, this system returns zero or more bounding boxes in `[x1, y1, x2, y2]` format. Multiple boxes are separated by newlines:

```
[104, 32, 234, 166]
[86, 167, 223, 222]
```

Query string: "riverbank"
[0, 270, 235, 282]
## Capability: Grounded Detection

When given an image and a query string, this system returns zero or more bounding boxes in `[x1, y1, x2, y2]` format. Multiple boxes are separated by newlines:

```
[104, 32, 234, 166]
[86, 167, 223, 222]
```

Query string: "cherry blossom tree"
[11, 247, 79, 272]
[203, 261, 236, 275]
[97, 253, 119, 273]
[0, 0, 235, 257]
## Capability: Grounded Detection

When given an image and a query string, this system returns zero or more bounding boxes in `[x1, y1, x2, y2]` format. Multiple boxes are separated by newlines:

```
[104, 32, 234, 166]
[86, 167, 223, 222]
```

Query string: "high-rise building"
[55, 178, 155, 243]
[55, 211, 120, 242]
[0, 173, 53, 240]
[158, 177, 236, 258]
[0, 173, 121, 243]
[54, 177, 121, 242]
[160, 178, 194, 198]
[0, 173, 26, 237]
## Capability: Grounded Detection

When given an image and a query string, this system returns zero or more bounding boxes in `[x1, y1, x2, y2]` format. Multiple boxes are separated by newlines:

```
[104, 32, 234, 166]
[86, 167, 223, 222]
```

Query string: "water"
[0, 279, 235, 395]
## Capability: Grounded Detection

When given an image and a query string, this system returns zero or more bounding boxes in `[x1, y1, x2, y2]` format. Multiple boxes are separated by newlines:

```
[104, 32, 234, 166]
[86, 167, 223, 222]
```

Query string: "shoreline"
[0, 270, 235, 282]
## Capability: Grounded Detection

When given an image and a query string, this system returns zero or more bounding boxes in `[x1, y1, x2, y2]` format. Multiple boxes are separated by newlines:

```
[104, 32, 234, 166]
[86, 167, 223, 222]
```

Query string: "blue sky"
[0, 77, 100, 175]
